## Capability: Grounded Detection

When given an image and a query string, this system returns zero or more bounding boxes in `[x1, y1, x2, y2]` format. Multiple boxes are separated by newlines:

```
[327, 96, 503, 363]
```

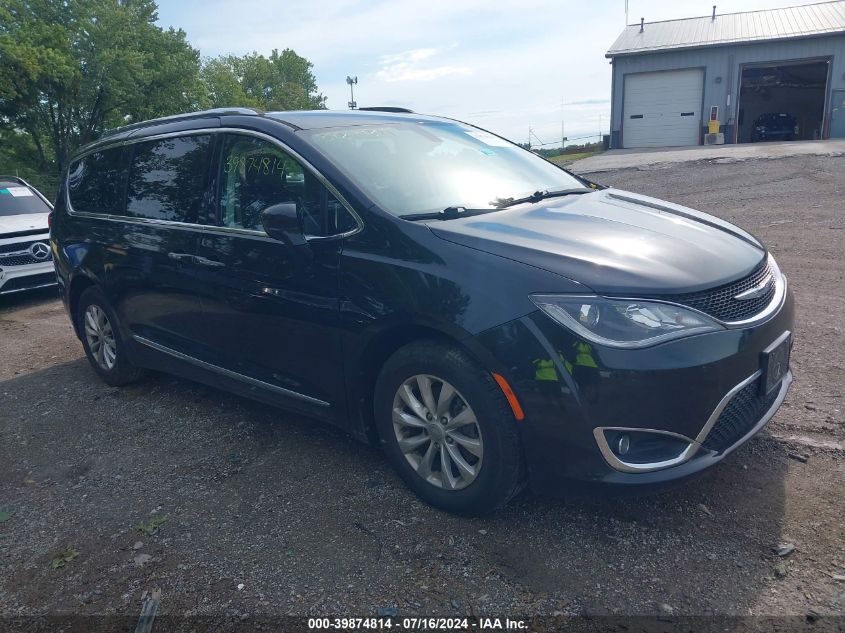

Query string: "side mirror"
[261, 202, 307, 246]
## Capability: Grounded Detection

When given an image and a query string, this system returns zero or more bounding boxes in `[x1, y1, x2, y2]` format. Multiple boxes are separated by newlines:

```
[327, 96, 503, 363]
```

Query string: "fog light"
[600, 428, 693, 469]
[617, 433, 630, 455]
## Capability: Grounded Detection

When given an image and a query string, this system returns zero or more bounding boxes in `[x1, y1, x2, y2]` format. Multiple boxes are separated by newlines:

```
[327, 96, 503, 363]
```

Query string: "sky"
[156, 0, 807, 147]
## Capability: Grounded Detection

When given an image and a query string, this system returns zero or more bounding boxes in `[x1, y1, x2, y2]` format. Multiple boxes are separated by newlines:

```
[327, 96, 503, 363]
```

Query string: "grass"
[548, 150, 603, 166]
[50, 548, 79, 569]
[135, 516, 168, 536]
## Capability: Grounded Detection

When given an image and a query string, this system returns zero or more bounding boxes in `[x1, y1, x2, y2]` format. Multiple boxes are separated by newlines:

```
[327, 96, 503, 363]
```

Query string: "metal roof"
[607, 1, 845, 57]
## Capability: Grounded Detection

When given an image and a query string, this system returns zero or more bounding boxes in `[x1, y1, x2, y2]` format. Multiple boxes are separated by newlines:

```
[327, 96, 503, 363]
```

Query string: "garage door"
[623, 69, 704, 148]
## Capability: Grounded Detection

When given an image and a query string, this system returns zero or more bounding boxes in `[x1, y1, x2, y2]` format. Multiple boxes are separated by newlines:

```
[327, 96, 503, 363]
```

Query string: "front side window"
[125, 135, 213, 223]
[302, 121, 585, 217]
[217, 134, 356, 236]
[67, 146, 127, 215]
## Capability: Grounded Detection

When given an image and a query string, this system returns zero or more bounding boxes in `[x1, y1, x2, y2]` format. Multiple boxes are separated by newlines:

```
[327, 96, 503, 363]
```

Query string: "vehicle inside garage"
[737, 60, 829, 143]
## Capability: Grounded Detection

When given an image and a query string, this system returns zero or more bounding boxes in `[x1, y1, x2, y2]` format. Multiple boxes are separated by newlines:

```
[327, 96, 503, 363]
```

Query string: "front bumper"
[0, 232, 57, 295]
[0, 261, 57, 295]
[474, 285, 795, 492]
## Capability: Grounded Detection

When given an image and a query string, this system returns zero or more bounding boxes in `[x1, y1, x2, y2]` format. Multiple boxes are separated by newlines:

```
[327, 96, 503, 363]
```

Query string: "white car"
[0, 176, 56, 296]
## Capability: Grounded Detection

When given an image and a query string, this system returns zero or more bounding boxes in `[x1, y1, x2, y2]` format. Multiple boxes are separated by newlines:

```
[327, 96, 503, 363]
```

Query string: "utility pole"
[346, 76, 358, 110]
[561, 95, 566, 152]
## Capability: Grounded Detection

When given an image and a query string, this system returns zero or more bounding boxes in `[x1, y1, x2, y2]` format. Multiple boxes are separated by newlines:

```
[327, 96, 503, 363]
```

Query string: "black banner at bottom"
[0, 615, 843, 633]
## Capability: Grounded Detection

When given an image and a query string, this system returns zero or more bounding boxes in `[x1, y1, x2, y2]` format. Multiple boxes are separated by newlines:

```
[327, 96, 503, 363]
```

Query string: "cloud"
[466, 110, 503, 117]
[379, 48, 438, 66]
[158, 0, 802, 142]
[565, 99, 611, 106]
[375, 47, 471, 83]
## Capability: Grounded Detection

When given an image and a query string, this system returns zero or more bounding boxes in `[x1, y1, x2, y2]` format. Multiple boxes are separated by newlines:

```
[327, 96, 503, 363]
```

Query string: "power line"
[529, 132, 602, 147]
[530, 128, 547, 147]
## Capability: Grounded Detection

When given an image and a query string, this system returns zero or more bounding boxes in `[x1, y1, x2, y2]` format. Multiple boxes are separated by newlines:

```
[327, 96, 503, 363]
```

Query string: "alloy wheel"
[392, 374, 483, 490]
[84, 304, 117, 371]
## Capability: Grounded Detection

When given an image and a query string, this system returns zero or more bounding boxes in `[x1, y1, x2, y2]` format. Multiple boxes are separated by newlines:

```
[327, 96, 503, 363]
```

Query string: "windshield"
[0, 183, 51, 216]
[302, 121, 585, 217]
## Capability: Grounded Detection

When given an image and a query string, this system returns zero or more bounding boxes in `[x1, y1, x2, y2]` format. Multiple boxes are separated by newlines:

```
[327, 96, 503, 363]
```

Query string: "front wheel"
[374, 340, 524, 515]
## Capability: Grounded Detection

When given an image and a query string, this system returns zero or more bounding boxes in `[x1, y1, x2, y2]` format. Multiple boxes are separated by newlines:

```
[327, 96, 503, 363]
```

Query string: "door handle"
[167, 252, 193, 261]
[193, 255, 225, 268]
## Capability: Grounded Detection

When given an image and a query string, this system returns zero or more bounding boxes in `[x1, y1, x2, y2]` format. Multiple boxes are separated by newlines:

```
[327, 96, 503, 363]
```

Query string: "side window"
[217, 134, 357, 236]
[125, 135, 213, 223]
[67, 146, 127, 215]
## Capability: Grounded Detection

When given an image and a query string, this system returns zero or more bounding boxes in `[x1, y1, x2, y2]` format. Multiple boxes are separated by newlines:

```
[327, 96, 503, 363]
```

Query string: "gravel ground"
[1, 154, 843, 626]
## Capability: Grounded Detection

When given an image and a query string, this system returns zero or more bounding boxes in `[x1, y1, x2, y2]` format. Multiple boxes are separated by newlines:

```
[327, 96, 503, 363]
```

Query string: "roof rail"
[101, 107, 263, 138]
[357, 107, 414, 113]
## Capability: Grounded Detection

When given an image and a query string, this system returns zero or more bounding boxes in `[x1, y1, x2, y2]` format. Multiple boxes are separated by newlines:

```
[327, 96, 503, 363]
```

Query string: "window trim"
[65, 128, 364, 241]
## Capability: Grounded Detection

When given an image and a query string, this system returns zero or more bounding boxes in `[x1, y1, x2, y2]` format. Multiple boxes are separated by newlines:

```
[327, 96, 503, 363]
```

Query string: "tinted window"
[0, 181, 52, 216]
[126, 135, 212, 223]
[217, 134, 356, 236]
[67, 146, 127, 215]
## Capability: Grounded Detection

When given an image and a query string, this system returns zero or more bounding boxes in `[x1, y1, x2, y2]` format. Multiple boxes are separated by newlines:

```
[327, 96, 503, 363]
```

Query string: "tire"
[77, 286, 145, 387]
[374, 340, 524, 515]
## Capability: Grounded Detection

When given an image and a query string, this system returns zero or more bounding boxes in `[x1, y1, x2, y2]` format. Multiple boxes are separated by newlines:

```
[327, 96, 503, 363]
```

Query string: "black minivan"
[52, 108, 793, 514]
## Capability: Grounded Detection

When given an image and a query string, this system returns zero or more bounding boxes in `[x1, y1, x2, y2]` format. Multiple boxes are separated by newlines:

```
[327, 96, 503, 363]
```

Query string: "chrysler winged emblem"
[734, 274, 772, 301]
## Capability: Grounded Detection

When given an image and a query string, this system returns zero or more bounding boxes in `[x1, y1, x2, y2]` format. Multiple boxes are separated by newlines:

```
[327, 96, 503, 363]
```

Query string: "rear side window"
[67, 146, 127, 215]
[126, 135, 213, 223]
[0, 181, 52, 216]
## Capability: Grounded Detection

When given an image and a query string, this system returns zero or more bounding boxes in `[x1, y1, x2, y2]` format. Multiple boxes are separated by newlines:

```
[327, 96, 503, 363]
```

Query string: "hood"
[0, 213, 49, 236]
[428, 188, 766, 295]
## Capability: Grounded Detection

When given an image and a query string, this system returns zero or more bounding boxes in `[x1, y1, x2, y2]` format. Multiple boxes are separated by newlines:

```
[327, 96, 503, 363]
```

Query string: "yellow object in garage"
[708, 120, 721, 134]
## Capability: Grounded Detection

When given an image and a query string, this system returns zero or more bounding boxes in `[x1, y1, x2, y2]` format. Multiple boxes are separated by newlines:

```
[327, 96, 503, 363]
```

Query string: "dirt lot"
[1, 154, 844, 627]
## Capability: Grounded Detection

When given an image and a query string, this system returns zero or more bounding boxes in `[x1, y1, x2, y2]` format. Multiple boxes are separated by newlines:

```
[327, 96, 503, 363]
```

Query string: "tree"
[0, 0, 205, 172]
[0, 127, 61, 195]
[201, 48, 326, 111]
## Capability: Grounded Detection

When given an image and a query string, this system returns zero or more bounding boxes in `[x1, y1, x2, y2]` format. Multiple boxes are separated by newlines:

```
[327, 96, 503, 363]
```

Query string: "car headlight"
[530, 294, 724, 349]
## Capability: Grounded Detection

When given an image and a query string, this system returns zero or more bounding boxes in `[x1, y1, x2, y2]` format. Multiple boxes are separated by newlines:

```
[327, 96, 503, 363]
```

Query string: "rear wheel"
[77, 286, 145, 386]
[374, 340, 524, 515]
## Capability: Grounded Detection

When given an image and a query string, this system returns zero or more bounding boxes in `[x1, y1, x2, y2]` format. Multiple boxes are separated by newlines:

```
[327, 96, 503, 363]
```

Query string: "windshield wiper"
[399, 188, 594, 220]
[400, 206, 499, 221]
[493, 187, 593, 209]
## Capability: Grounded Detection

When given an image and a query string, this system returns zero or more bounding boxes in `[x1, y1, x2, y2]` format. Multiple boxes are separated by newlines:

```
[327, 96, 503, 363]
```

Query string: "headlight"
[530, 294, 724, 348]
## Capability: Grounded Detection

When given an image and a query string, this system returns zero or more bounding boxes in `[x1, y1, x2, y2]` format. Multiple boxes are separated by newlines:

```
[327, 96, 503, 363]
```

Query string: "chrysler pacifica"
[51, 108, 793, 514]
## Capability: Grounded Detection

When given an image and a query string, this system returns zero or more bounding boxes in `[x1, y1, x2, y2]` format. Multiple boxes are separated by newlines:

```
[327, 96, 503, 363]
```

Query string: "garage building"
[607, 1, 845, 148]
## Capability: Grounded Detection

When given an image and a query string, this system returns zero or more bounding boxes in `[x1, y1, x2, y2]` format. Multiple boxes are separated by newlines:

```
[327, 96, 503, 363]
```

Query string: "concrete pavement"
[570, 138, 845, 172]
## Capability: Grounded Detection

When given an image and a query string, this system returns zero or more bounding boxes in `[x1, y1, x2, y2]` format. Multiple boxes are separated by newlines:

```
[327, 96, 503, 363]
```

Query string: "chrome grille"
[0, 240, 52, 267]
[702, 377, 780, 453]
[0, 238, 48, 254]
[657, 259, 776, 322]
[0, 253, 51, 266]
